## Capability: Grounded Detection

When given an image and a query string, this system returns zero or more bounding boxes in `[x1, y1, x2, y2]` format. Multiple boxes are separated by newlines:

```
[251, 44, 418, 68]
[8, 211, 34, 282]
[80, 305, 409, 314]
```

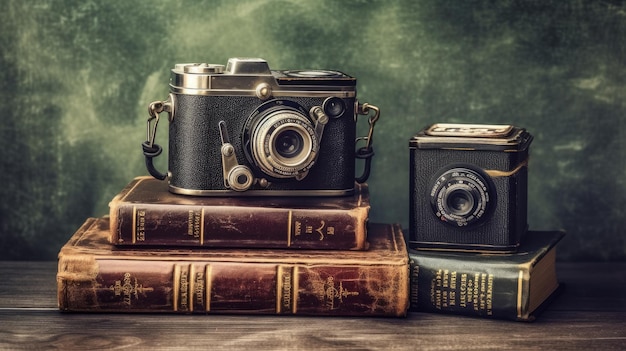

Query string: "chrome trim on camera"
[182, 63, 225, 74]
[169, 58, 357, 99]
[169, 87, 356, 98]
[168, 185, 355, 197]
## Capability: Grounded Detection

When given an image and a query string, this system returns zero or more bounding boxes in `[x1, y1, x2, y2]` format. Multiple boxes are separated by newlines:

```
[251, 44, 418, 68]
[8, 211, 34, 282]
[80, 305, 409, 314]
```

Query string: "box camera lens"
[409, 123, 533, 252]
[429, 166, 495, 228]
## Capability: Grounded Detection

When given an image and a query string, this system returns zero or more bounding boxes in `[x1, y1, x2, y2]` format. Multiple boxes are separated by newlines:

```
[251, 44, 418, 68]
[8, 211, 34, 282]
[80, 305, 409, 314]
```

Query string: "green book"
[409, 230, 565, 322]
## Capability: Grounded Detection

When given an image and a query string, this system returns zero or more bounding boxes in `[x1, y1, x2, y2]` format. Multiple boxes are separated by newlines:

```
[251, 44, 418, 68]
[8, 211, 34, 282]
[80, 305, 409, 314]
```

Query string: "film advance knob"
[227, 165, 254, 191]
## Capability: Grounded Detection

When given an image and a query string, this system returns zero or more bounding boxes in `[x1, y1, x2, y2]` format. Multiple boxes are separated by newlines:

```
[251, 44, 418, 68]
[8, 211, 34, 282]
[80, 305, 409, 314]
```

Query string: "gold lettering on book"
[276, 266, 294, 313]
[315, 221, 326, 240]
[194, 269, 205, 310]
[323, 276, 359, 310]
[281, 269, 292, 312]
[432, 269, 443, 309]
[106, 273, 154, 307]
[315, 221, 325, 239]
[442, 270, 450, 306]
[473, 273, 480, 310]
[293, 220, 335, 241]
[187, 210, 194, 235]
[460, 273, 467, 307]
[431, 270, 462, 309]
[479, 273, 487, 311]
[180, 269, 189, 311]
[187, 210, 202, 240]
[314, 221, 336, 240]
[486, 274, 494, 315]
[134, 209, 146, 242]
[448, 271, 457, 306]
[440, 272, 495, 314]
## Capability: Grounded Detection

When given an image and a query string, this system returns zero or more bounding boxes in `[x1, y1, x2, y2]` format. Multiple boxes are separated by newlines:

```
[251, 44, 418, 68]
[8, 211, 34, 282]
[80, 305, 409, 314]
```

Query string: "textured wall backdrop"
[1, 0, 624, 260]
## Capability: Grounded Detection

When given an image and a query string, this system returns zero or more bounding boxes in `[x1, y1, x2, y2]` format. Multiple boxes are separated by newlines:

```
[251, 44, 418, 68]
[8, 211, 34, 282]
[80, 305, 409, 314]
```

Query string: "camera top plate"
[425, 123, 513, 138]
[169, 58, 356, 97]
[410, 123, 533, 152]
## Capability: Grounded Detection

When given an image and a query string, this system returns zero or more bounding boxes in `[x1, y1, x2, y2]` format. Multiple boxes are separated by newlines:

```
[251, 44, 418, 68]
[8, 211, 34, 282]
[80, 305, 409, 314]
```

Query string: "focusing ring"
[246, 101, 319, 179]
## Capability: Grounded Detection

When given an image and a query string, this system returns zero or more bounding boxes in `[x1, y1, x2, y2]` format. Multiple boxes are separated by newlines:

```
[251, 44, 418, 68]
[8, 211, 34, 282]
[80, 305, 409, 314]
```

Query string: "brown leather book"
[109, 177, 370, 250]
[57, 217, 409, 317]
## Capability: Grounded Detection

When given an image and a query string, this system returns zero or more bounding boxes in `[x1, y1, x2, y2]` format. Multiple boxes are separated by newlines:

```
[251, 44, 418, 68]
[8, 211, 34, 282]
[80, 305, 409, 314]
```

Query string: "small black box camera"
[142, 58, 380, 196]
[409, 123, 533, 252]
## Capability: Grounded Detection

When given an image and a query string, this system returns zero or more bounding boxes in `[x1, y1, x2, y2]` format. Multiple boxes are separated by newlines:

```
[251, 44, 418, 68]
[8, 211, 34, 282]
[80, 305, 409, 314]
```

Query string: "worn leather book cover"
[109, 177, 370, 250]
[409, 230, 565, 322]
[57, 217, 409, 316]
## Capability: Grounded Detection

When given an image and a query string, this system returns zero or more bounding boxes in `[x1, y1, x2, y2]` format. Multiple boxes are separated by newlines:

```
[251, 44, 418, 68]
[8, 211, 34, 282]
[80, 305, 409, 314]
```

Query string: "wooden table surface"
[0, 261, 624, 350]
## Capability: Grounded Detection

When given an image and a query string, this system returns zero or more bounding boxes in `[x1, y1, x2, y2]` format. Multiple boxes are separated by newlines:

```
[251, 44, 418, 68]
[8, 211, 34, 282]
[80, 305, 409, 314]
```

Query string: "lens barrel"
[429, 166, 495, 228]
[247, 105, 319, 179]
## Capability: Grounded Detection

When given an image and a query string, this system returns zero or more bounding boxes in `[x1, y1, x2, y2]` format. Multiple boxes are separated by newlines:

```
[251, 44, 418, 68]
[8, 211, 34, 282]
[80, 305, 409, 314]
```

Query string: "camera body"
[144, 58, 377, 196]
[409, 123, 533, 252]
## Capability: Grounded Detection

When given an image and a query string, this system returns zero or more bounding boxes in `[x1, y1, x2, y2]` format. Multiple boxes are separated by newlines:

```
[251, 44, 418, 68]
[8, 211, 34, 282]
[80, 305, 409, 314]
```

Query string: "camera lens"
[429, 166, 495, 228]
[445, 186, 475, 216]
[246, 102, 319, 179]
[275, 129, 304, 158]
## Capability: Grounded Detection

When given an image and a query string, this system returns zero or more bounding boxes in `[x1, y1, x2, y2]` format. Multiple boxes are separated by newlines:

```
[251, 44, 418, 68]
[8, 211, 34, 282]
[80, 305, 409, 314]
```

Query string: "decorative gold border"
[517, 270, 524, 318]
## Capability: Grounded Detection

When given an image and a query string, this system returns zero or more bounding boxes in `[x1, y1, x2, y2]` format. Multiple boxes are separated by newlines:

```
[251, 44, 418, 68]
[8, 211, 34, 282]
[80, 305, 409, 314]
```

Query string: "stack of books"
[57, 178, 563, 321]
[56, 177, 410, 316]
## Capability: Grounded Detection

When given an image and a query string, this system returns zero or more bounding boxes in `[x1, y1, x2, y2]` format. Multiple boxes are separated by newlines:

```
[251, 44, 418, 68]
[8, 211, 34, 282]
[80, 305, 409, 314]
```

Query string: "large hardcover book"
[57, 217, 409, 317]
[409, 230, 565, 322]
[109, 176, 370, 250]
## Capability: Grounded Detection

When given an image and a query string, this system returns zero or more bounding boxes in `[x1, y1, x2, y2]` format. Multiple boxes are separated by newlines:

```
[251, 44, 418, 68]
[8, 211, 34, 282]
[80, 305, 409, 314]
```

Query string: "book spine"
[409, 254, 529, 321]
[57, 256, 408, 317]
[110, 204, 368, 250]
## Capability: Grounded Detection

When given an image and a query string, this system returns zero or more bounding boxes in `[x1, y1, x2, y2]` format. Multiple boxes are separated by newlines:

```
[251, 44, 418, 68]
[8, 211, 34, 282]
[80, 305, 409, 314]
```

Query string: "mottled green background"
[1, 0, 624, 260]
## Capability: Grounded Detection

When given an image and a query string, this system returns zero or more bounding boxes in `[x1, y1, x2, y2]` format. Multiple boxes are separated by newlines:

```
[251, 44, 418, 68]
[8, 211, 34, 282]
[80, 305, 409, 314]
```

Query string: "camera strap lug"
[142, 94, 174, 181]
[355, 102, 380, 183]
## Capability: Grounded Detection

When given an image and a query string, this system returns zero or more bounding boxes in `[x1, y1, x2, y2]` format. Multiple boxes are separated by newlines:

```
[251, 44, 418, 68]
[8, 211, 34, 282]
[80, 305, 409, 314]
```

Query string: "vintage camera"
[142, 58, 379, 196]
[409, 123, 533, 252]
